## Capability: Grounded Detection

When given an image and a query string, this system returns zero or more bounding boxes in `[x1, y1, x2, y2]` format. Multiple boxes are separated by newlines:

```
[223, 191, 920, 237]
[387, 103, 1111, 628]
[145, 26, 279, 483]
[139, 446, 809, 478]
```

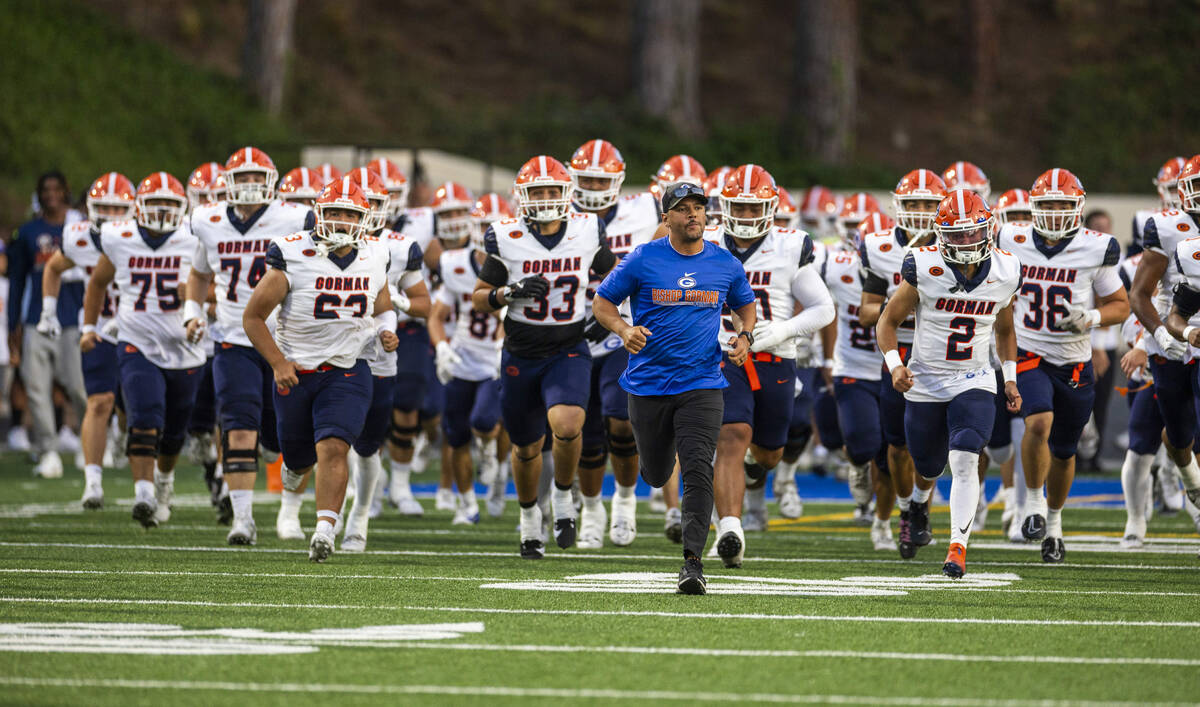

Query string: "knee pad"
[389, 423, 419, 449]
[127, 429, 160, 459]
[159, 433, 186, 458]
[222, 432, 259, 474]
[259, 445, 280, 464]
[282, 466, 307, 492]
[986, 443, 1014, 466]
[784, 427, 812, 459]
[608, 433, 637, 458]
[744, 460, 769, 482]
[580, 445, 608, 470]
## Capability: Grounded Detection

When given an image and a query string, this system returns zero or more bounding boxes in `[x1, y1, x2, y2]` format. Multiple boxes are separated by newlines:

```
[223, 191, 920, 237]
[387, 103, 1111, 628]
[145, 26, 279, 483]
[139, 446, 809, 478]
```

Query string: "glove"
[507, 275, 550, 300]
[1060, 306, 1100, 334]
[434, 341, 463, 385]
[583, 315, 609, 343]
[750, 320, 790, 352]
[1154, 325, 1188, 360]
[101, 318, 120, 341]
[35, 309, 61, 339]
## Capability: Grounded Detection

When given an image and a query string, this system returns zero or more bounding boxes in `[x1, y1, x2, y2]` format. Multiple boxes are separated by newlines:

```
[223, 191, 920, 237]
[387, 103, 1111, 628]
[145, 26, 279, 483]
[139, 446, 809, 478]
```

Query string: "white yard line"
[0, 677, 1188, 706]
[2, 596, 1198, 628]
[0, 540, 1196, 572]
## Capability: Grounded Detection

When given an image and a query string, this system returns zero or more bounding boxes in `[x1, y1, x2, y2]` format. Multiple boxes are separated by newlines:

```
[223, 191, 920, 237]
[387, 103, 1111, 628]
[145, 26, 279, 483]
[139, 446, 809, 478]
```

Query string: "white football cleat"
[309, 529, 335, 562]
[577, 502, 606, 549]
[871, 520, 897, 551]
[7, 426, 30, 452]
[477, 440, 499, 486]
[341, 534, 366, 552]
[664, 507, 682, 543]
[131, 497, 158, 528]
[152, 470, 174, 524]
[743, 486, 768, 531]
[609, 494, 637, 547]
[649, 487, 667, 513]
[777, 479, 803, 519]
[227, 517, 257, 546]
[80, 479, 104, 510]
[435, 487, 455, 511]
[411, 435, 430, 474]
[847, 464, 871, 506]
[33, 451, 63, 479]
[1119, 534, 1144, 549]
[276, 506, 305, 541]
[715, 524, 746, 568]
[451, 504, 480, 526]
[486, 462, 508, 518]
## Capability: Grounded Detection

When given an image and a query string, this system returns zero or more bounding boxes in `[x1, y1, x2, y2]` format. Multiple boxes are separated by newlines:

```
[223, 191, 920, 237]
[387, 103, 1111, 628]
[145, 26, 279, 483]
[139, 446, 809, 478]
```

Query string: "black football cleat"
[1041, 537, 1065, 563]
[897, 510, 915, 559]
[677, 556, 706, 595]
[520, 538, 545, 559]
[554, 517, 576, 549]
[1022, 513, 1047, 541]
[131, 501, 158, 529]
[910, 501, 933, 547]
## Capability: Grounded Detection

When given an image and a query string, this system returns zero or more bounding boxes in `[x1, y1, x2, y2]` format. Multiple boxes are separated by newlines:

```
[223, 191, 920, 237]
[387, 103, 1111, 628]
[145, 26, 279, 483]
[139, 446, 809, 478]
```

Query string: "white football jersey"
[860, 226, 921, 344]
[1133, 208, 1158, 249]
[394, 207, 435, 253]
[437, 247, 502, 381]
[99, 220, 205, 370]
[706, 225, 816, 358]
[190, 200, 312, 347]
[1171, 236, 1200, 362]
[485, 213, 603, 327]
[582, 192, 661, 358]
[997, 223, 1122, 365]
[1141, 208, 1200, 357]
[822, 245, 881, 380]
[359, 229, 425, 376]
[267, 231, 389, 370]
[64, 221, 119, 343]
[904, 246, 1021, 402]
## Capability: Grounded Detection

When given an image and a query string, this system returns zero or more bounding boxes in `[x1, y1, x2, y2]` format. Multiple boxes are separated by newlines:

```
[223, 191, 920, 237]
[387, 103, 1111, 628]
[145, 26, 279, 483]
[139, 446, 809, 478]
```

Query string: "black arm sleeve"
[591, 245, 617, 275]
[861, 270, 888, 295]
[1173, 283, 1200, 320]
[799, 235, 815, 267]
[479, 255, 509, 287]
[900, 252, 917, 286]
[265, 242, 286, 272]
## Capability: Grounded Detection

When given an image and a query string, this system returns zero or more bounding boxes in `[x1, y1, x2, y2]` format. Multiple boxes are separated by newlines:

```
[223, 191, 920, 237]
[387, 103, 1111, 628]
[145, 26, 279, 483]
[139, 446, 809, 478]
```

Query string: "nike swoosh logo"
[958, 521, 973, 535]
[567, 353, 580, 357]
[776, 379, 788, 384]
[344, 373, 356, 377]
[684, 272, 695, 277]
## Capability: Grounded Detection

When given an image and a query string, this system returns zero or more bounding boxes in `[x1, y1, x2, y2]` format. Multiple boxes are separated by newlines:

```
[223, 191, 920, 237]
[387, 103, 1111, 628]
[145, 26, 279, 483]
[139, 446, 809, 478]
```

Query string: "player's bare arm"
[876, 280, 919, 393]
[242, 268, 298, 389]
[80, 254, 116, 354]
[994, 299, 1022, 413]
[858, 291, 886, 328]
[184, 267, 215, 343]
[819, 319, 837, 387]
[373, 283, 400, 353]
[400, 280, 431, 320]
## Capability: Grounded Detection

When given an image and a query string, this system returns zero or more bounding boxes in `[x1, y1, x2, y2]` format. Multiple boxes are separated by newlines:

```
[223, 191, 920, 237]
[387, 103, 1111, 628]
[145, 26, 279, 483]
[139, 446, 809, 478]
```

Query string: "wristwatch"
[737, 330, 755, 346]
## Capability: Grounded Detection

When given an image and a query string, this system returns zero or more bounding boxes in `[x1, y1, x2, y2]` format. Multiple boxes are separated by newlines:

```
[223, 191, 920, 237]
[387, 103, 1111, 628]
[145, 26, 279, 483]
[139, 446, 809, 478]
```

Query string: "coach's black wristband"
[488, 287, 505, 310]
[738, 330, 755, 346]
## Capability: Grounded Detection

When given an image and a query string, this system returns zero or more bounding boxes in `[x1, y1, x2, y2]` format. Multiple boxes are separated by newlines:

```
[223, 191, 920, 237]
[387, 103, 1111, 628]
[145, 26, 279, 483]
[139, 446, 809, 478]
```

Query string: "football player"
[798, 185, 840, 241]
[332, 168, 429, 551]
[186, 162, 227, 209]
[472, 155, 617, 559]
[278, 166, 325, 208]
[186, 146, 314, 545]
[858, 169, 947, 558]
[244, 178, 399, 563]
[1130, 157, 1186, 257]
[997, 168, 1129, 562]
[82, 172, 205, 528]
[878, 188, 1022, 578]
[942, 161, 991, 201]
[1157, 155, 1200, 512]
[708, 164, 834, 568]
[570, 139, 660, 548]
[993, 189, 1032, 226]
[39, 172, 135, 510]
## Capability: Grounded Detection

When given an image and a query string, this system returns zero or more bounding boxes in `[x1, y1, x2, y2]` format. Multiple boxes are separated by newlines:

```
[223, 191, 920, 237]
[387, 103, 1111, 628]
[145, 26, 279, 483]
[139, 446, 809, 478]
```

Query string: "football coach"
[592, 182, 757, 594]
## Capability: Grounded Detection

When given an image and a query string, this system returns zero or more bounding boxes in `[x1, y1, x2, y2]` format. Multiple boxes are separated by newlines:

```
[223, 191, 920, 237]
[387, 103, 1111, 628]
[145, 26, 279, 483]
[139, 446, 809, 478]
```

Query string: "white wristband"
[1184, 326, 1197, 344]
[1002, 360, 1017, 384]
[80, 324, 96, 335]
[1134, 336, 1148, 352]
[183, 300, 205, 323]
[883, 349, 903, 373]
[41, 296, 57, 314]
[823, 358, 835, 369]
[375, 309, 398, 335]
[1086, 309, 1101, 329]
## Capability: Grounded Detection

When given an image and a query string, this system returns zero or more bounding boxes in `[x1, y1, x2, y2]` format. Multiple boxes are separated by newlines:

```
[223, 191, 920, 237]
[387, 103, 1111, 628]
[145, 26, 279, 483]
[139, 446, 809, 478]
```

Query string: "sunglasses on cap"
[662, 183, 708, 212]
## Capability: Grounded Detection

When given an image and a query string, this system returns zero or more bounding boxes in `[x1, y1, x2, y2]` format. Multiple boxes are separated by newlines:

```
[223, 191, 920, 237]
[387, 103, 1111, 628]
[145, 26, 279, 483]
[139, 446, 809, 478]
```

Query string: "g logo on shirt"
[677, 272, 697, 289]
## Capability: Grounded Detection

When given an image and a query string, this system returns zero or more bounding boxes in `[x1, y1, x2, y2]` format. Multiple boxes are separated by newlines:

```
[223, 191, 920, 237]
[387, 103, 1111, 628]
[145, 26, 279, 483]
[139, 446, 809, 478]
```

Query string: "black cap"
[661, 182, 708, 213]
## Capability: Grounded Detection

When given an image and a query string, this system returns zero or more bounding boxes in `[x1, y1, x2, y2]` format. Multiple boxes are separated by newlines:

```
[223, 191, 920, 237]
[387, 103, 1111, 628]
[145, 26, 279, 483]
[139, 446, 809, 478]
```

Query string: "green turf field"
[0, 455, 1197, 706]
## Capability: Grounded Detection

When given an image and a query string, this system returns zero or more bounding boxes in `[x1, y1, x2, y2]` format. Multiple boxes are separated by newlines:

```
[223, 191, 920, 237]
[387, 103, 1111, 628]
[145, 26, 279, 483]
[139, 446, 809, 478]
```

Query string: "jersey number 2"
[945, 316, 975, 361]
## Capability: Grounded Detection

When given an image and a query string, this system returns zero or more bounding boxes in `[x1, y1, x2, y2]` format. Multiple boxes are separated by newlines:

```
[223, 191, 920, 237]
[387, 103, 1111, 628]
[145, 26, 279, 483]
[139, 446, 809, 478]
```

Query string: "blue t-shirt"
[595, 237, 755, 396]
[8, 217, 85, 330]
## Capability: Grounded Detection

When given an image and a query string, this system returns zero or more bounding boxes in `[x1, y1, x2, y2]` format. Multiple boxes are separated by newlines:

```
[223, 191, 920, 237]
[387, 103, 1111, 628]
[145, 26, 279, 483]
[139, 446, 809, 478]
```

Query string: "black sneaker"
[216, 494, 233, 526]
[1022, 513, 1046, 541]
[910, 501, 933, 547]
[897, 510, 915, 559]
[204, 462, 221, 507]
[553, 517, 576, 549]
[520, 538, 545, 559]
[131, 500, 158, 529]
[1041, 537, 1065, 563]
[677, 556, 706, 595]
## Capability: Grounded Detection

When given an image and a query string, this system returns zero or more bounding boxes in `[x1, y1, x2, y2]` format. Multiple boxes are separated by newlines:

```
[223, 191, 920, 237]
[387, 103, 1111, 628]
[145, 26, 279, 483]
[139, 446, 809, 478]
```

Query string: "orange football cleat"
[943, 542, 966, 579]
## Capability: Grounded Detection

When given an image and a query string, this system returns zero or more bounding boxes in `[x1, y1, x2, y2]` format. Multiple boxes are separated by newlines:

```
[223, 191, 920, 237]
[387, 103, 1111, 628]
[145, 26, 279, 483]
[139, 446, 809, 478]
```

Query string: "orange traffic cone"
[266, 456, 283, 493]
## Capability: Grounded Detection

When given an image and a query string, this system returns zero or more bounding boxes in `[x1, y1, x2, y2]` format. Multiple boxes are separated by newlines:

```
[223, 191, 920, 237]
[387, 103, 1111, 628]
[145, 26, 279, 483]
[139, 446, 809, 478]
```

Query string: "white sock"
[551, 484, 574, 520]
[1178, 458, 1200, 491]
[280, 489, 303, 514]
[230, 489, 253, 521]
[1046, 507, 1063, 538]
[153, 468, 172, 484]
[355, 453, 383, 509]
[1025, 488, 1048, 517]
[458, 488, 478, 510]
[718, 515, 742, 535]
[872, 516, 889, 532]
[84, 464, 103, 485]
[134, 479, 154, 501]
[316, 510, 339, 536]
[582, 493, 602, 513]
[775, 460, 796, 484]
[1120, 450, 1153, 536]
[912, 486, 931, 504]
[615, 483, 636, 500]
[391, 461, 412, 492]
[519, 504, 540, 539]
[897, 495, 911, 512]
[948, 450, 980, 547]
[1001, 485, 1014, 512]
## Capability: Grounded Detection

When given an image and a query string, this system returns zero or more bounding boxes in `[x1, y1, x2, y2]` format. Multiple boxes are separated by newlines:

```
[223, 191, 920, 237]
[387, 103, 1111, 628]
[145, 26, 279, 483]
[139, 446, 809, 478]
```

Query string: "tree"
[242, 0, 297, 116]
[786, 0, 858, 165]
[631, 0, 703, 139]
[966, 0, 997, 128]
